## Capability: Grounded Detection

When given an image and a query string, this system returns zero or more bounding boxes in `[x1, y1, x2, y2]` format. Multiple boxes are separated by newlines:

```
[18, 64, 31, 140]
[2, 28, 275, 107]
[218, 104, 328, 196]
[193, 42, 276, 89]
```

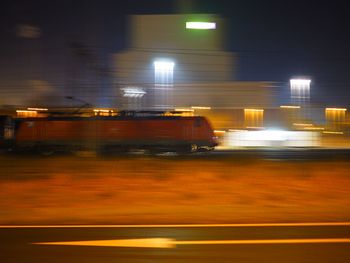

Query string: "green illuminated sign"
[186, 22, 216, 30]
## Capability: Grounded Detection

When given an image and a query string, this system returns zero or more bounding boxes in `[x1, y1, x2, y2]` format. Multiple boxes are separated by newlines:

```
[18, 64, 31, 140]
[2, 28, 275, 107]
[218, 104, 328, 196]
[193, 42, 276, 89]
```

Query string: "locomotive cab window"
[194, 118, 202, 127]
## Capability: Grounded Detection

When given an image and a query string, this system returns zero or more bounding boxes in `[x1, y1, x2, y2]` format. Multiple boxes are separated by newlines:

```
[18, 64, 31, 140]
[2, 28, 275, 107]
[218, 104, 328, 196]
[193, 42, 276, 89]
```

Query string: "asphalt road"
[1, 223, 350, 263]
[212, 148, 350, 160]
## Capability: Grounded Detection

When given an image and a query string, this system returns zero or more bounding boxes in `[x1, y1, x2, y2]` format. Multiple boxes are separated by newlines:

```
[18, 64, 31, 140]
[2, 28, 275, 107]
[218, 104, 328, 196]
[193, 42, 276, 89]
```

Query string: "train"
[0, 112, 218, 154]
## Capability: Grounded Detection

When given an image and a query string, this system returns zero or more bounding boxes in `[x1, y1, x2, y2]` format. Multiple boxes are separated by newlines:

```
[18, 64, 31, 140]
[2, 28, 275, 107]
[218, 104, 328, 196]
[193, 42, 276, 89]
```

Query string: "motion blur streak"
[33, 238, 350, 249]
[35, 238, 174, 248]
[3, 222, 350, 228]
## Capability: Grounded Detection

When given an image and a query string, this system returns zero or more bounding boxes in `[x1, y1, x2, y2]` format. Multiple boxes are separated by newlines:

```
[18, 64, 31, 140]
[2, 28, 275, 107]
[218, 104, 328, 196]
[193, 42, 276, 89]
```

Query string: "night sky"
[1, 0, 350, 106]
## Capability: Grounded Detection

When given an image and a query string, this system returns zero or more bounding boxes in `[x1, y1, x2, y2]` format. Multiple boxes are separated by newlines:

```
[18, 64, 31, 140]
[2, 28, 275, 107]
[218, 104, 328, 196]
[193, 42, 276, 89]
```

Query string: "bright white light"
[122, 87, 146, 98]
[154, 61, 174, 71]
[214, 130, 226, 134]
[290, 79, 311, 86]
[154, 59, 175, 108]
[174, 108, 194, 112]
[323, 131, 344, 134]
[290, 78, 311, 101]
[154, 59, 174, 87]
[16, 110, 37, 113]
[280, 105, 300, 109]
[27, 107, 48, 111]
[191, 106, 211, 110]
[186, 22, 216, 29]
[246, 130, 288, 141]
[224, 130, 320, 147]
[325, 108, 347, 111]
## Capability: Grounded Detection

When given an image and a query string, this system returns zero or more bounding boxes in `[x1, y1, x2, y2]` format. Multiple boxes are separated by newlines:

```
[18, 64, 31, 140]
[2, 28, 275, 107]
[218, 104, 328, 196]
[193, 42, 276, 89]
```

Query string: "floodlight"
[154, 61, 175, 71]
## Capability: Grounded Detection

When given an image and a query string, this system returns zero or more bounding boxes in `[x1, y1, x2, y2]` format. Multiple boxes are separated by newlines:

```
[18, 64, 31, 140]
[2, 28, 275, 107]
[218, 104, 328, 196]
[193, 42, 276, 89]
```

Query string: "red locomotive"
[1, 111, 217, 154]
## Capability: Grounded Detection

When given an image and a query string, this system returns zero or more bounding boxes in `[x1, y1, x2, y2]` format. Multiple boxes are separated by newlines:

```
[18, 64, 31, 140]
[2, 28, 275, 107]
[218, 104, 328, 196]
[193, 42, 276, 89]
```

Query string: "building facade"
[113, 14, 275, 111]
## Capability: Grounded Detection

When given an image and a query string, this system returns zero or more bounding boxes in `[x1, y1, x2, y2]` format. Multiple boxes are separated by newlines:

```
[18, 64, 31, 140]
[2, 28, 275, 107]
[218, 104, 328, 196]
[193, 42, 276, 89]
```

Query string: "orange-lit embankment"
[0, 155, 350, 224]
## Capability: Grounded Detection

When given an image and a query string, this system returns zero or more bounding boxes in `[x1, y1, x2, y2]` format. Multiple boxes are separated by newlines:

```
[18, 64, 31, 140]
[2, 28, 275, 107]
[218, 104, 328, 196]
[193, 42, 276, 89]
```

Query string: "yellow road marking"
[35, 238, 174, 248]
[33, 238, 350, 248]
[176, 238, 350, 245]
